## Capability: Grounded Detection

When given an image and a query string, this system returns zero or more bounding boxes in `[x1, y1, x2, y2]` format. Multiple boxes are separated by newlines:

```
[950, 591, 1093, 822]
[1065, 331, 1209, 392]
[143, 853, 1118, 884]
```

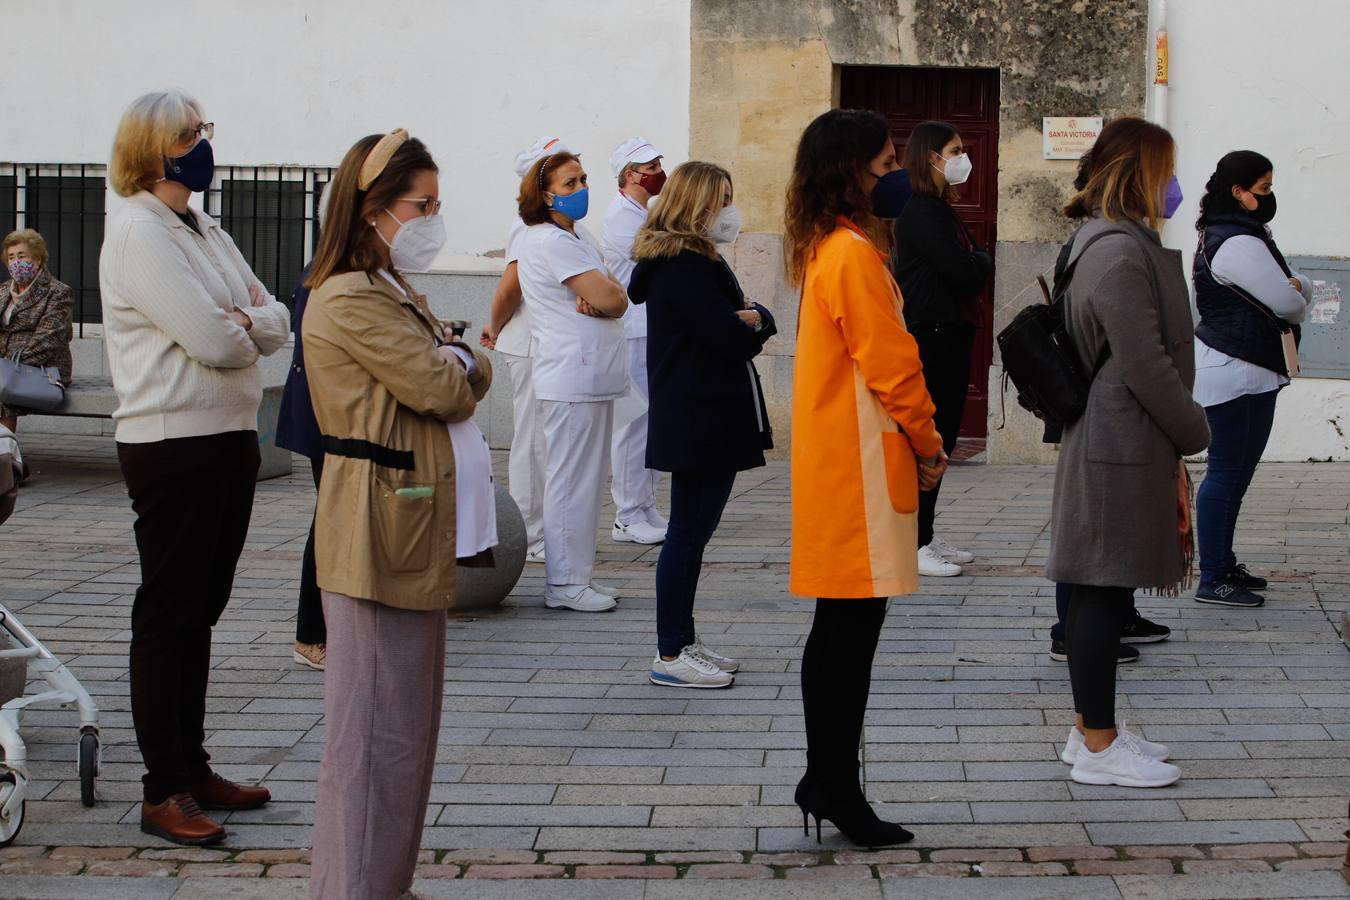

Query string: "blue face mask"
[549, 186, 589, 221]
[872, 169, 913, 218]
[164, 138, 215, 193]
[1162, 175, 1183, 219]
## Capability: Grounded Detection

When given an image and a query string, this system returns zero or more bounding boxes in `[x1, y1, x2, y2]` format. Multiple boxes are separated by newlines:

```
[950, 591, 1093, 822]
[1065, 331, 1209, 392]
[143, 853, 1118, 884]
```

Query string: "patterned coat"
[0, 269, 74, 417]
[790, 219, 943, 599]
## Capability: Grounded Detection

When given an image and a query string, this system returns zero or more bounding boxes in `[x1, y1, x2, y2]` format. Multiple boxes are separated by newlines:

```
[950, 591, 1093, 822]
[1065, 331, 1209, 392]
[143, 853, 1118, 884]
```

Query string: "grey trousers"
[309, 591, 446, 900]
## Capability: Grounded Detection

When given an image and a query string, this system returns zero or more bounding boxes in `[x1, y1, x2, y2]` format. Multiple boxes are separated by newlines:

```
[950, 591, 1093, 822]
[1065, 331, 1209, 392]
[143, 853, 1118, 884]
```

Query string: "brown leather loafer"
[141, 793, 225, 846]
[189, 772, 271, 811]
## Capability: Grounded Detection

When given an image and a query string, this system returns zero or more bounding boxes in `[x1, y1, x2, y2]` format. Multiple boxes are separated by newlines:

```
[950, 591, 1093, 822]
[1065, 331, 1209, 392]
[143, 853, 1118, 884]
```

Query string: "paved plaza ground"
[1, 433, 1348, 898]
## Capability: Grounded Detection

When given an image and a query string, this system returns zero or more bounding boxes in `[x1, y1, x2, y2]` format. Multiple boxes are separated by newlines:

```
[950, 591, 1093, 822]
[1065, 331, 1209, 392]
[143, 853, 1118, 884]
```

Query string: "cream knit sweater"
[99, 192, 290, 443]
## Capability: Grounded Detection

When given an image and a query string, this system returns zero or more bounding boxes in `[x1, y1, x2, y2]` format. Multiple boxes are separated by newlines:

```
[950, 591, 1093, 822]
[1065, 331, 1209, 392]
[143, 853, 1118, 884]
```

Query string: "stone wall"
[690, 0, 1149, 462]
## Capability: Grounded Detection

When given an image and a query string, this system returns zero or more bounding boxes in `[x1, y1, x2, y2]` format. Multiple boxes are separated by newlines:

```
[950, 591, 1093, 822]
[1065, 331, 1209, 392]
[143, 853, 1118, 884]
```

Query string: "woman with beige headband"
[302, 129, 492, 899]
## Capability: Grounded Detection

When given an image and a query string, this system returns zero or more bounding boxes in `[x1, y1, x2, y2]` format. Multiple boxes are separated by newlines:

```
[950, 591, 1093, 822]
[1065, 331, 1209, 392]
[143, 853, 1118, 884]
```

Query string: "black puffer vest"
[1193, 212, 1297, 376]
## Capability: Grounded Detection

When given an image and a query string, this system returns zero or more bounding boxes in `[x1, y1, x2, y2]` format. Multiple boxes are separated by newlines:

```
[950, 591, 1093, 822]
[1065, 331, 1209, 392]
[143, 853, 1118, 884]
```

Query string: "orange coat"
[790, 219, 942, 599]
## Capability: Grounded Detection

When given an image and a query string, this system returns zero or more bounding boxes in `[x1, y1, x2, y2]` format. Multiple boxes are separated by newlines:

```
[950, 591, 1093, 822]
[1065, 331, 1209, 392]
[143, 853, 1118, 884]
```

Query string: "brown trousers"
[309, 591, 445, 900]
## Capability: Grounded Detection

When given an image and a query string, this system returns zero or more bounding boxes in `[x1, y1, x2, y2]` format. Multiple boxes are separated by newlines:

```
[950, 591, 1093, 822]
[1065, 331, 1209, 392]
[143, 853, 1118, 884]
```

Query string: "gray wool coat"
[1046, 215, 1211, 590]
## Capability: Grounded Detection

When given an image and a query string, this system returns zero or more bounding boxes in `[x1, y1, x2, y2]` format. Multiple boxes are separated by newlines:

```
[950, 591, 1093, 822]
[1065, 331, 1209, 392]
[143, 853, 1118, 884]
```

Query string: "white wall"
[1, 0, 692, 268]
[1148, 0, 1350, 461]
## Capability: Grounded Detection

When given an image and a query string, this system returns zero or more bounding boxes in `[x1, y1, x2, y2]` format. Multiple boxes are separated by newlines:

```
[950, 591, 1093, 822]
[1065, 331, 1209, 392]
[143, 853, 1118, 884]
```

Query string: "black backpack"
[996, 229, 1122, 430]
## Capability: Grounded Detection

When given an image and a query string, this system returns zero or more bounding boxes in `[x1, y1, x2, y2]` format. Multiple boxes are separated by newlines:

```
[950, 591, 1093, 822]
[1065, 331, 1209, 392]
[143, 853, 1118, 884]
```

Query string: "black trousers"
[801, 598, 888, 786]
[913, 323, 975, 548]
[118, 431, 260, 804]
[1066, 584, 1132, 730]
[296, 454, 327, 645]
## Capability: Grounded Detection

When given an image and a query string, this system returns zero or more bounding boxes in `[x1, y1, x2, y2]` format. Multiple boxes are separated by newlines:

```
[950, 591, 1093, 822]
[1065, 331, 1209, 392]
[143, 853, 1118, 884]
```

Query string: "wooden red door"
[839, 66, 1000, 440]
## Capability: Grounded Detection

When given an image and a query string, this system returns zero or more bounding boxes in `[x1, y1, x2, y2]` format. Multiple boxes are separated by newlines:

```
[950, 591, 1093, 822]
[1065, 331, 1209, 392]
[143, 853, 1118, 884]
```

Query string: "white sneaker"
[544, 584, 617, 612]
[930, 536, 974, 564]
[1070, 734, 1181, 787]
[650, 647, 734, 689]
[525, 544, 546, 564]
[613, 518, 667, 544]
[918, 544, 962, 577]
[1061, 722, 1169, 765]
[590, 582, 620, 598]
[644, 507, 669, 531]
[689, 639, 739, 674]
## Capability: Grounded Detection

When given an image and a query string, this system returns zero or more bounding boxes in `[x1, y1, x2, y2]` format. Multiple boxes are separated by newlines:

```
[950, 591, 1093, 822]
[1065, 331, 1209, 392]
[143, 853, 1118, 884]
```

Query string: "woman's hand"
[479, 326, 497, 349]
[1288, 276, 1302, 292]
[735, 308, 762, 330]
[247, 282, 269, 307]
[228, 309, 253, 331]
[576, 298, 606, 318]
[918, 449, 949, 491]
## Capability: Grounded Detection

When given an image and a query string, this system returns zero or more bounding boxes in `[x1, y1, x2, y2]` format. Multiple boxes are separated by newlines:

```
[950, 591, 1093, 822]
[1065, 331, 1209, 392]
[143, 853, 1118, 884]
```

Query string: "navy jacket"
[629, 250, 775, 474]
[1193, 212, 1297, 376]
[275, 262, 323, 459]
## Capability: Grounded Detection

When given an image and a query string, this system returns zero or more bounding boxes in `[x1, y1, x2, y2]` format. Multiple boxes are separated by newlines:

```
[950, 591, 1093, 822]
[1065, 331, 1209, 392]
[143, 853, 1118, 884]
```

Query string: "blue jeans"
[1196, 389, 1279, 586]
[655, 470, 737, 658]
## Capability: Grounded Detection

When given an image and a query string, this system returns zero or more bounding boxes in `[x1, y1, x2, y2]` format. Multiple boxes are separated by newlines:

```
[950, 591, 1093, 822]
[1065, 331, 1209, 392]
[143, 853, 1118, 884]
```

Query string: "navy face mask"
[871, 168, 913, 219]
[164, 138, 215, 192]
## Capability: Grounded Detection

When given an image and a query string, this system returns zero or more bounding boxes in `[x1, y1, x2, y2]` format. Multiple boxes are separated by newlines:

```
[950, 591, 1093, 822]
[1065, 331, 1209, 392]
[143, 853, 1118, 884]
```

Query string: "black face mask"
[1250, 191, 1277, 224]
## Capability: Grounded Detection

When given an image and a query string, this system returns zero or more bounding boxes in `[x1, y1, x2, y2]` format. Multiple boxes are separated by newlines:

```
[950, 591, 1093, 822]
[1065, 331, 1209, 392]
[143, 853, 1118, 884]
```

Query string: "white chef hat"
[609, 137, 663, 179]
[514, 136, 576, 178]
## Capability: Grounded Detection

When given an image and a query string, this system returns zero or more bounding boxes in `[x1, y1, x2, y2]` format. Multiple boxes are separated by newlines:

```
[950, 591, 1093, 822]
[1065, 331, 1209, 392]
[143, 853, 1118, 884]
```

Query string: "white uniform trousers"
[502, 352, 545, 554]
[610, 336, 660, 525]
[540, 399, 613, 587]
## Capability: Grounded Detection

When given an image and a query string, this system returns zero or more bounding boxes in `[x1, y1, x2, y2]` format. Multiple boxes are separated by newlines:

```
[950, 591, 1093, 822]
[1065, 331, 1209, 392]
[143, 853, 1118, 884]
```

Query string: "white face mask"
[374, 209, 447, 272]
[934, 152, 972, 186]
[708, 204, 742, 245]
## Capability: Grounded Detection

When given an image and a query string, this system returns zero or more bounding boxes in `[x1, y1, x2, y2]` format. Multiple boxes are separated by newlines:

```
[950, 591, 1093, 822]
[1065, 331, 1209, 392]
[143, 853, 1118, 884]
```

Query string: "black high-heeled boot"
[794, 768, 913, 847]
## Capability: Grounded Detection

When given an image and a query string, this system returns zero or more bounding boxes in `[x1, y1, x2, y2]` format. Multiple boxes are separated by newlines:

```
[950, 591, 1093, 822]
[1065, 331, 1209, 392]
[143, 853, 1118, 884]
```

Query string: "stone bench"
[43, 376, 292, 480]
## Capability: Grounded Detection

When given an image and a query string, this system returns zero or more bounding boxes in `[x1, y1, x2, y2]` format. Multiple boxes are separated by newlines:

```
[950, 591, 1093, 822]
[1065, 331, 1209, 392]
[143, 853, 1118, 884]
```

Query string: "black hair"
[1196, 150, 1273, 229]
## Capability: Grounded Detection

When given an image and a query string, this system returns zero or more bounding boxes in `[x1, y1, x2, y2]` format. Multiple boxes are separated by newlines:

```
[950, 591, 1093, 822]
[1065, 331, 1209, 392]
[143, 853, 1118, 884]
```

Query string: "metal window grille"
[201, 166, 333, 310]
[0, 163, 333, 336]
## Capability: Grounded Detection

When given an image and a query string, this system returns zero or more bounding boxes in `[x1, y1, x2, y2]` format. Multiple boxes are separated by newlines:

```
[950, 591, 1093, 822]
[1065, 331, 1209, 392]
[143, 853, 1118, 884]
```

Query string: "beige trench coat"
[302, 270, 491, 610]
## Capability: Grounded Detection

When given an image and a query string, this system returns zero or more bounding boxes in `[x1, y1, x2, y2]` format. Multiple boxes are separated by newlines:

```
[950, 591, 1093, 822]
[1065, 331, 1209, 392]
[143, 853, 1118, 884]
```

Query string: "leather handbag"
[0, 351, 65, 412]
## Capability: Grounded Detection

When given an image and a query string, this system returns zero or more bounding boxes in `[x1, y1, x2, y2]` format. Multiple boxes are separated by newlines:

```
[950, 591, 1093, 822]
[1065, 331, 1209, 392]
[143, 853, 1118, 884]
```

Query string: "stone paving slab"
[1, 433, 1348, 894]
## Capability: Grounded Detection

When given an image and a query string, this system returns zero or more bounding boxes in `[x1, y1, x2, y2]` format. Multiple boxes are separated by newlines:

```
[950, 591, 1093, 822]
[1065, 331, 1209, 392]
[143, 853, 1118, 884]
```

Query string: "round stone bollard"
[454, 482, 526, 611]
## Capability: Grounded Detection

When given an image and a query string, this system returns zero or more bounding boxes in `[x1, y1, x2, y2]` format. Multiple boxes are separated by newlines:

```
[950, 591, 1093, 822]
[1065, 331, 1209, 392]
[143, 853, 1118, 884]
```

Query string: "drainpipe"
[1151, 0, 1169, 126]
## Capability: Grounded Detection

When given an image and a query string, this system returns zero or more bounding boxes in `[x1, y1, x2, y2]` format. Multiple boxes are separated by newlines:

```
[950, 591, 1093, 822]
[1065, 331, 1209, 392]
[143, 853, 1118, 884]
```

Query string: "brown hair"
[633, 161, 731, 262]
[518, 152, 581, 226]
[903, 121, 961, 204]
[306, 133, 438, 289]
[783, 109, 892, 286]
[1064, 117, 1175, 230]
[3, 229, 48, 268]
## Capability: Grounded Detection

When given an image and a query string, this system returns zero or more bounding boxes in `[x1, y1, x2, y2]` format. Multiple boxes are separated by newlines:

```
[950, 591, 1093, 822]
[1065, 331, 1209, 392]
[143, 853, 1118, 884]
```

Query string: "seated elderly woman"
[1, 229, 74, 432]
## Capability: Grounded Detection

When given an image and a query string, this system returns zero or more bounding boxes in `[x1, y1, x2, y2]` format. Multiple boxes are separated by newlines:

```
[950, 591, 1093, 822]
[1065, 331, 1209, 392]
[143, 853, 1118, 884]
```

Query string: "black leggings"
[1066, 584, 1132, 730]
[801, 598, 888, 783]
[296, 455, 327, 645]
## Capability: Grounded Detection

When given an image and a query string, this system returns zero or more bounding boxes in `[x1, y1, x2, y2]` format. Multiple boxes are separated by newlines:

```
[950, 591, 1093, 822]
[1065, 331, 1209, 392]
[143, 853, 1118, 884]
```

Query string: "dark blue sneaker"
[1195, 579, 1264, 608]
[1227, 564, 1268, 591]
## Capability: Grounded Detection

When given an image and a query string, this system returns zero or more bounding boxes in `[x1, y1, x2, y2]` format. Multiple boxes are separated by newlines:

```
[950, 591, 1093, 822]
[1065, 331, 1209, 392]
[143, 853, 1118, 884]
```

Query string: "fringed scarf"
[1148, 460, 1196, 598]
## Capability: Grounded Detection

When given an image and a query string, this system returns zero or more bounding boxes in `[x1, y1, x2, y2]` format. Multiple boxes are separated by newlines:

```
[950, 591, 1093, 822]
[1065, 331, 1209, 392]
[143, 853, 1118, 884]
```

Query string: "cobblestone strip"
[1, 842, 1344, 879]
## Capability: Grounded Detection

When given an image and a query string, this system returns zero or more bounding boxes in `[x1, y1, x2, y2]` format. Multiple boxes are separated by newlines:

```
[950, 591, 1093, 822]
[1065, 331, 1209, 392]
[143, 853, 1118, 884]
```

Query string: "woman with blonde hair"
[99, 90, 289, 845]
[1048, 116, 1210, 788]
[785, 109, 946, 846]
[627, 161, 776, 689]
[301, 129, 492, 899]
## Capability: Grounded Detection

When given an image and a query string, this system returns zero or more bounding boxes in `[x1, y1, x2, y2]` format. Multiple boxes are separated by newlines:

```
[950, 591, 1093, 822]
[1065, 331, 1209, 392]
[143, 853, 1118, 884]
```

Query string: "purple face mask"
[1162, 175, 1184, 219]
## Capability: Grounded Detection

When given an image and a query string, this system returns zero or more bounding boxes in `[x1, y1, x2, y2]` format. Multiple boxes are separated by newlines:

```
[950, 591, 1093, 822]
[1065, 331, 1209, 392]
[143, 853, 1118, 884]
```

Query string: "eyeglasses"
[178, 122, 215, 145]
[397, 196, 442, 218]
